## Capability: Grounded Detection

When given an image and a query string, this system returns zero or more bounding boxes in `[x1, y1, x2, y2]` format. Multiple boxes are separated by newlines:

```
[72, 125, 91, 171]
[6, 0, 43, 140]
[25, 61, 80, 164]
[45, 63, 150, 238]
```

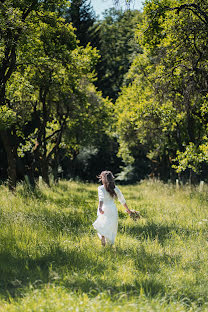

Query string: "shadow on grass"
[24, 206, 94, 235]
[62, 274, 165, 299]
[0, 233, 168, 301]
[115, 244, 181, 274]
[0, 237, 204, 308]
[119, 221, 202, 243]
[0, 244, 107, 299]
[119, 222, 172, 243]
[17, 184, 97, 211]
[17, 186, 48, 202]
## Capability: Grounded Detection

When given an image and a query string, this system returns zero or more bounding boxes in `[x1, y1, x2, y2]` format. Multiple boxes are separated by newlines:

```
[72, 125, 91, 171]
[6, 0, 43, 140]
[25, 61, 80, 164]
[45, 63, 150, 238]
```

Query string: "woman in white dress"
[93, 170, 131, 246]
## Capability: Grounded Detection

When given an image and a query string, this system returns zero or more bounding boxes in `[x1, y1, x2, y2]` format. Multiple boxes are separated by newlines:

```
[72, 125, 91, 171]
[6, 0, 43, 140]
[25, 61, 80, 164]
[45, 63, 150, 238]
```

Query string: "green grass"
[0, 180, 208, 311]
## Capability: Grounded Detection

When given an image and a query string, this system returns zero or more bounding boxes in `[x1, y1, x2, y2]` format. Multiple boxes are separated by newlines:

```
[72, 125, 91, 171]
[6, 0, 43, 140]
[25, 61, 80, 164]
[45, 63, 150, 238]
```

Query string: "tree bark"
[0, 130, 17, 191]
[33, 146, 50, 186]
[52, 156, 59, 184]
[40, 158, 50, 186]
[24, 153, 35, 189]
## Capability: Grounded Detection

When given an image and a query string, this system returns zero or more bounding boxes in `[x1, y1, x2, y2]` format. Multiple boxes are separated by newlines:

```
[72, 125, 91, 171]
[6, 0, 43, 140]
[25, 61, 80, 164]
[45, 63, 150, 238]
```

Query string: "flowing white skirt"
[93, 204, 118, 244]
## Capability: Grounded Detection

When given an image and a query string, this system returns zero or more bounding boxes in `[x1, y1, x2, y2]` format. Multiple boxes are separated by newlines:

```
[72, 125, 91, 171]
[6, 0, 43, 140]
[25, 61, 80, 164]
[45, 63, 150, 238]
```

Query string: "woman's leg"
[101, 236, 106, 246]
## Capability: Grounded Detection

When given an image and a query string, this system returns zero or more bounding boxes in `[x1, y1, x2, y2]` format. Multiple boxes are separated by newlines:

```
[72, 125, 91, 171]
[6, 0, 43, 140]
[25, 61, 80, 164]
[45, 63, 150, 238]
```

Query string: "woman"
[93, 170, 131, 246]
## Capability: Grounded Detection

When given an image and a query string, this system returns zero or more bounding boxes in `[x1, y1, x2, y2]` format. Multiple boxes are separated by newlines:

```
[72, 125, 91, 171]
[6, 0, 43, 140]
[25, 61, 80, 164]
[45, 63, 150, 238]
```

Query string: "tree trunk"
[189, 168, 198, 185]
[25, 153, 35, 189]
[0, 85, 6, 106]
[0, 130, 17, 191]
[40, 158, 50, 186]
[187, 112, 195, 143]
[53, 157, 59, 184]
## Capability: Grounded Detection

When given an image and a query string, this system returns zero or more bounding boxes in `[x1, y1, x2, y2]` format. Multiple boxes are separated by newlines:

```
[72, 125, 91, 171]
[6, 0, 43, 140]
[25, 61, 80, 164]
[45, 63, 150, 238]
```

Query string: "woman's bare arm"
[123, 203, 131, 214]
[98, 201, 104, 214]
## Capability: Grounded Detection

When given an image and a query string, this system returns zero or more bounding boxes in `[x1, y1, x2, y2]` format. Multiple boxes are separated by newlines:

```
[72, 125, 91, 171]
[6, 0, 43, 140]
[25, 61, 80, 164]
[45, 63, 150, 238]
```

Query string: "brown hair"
[98, 170, 117, 198]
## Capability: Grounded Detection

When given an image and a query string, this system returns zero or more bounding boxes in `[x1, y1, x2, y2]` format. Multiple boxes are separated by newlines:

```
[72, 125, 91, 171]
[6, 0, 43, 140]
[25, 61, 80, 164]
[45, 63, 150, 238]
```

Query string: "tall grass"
[0, 180, 207, 311]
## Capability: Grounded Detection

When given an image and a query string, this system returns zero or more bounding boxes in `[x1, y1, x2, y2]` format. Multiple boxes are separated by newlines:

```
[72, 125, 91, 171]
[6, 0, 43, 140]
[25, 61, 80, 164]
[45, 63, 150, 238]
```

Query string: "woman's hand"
[99, 207, 104, 214]
[123, 203, 131, 214]
[98, 201, 104, 214]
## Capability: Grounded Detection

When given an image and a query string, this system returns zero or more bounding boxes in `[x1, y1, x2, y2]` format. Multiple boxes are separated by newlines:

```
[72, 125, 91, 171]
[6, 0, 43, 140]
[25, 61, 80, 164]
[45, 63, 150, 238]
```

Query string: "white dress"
[93, 185, 126, 244]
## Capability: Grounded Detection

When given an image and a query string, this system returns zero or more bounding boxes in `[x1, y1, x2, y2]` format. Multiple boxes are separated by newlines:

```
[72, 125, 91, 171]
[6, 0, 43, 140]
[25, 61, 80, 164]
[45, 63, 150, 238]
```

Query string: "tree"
[93, 8, 142, 102]
[6, 9, 102, 185]
[115, 0, 208, 182]
[64, 0, 96, 46]
[60, 82, 117, 181]
[0, 0, 104, 188]
[0, 0, 71, 189]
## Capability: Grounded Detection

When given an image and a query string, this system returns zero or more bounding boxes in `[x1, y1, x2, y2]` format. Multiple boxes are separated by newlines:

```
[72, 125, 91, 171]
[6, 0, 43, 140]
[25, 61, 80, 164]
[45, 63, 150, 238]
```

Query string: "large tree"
[0, 0, 103, 188]
[93, 8, 142, 102]
[64, 0, 96, 47]
[115, 0, 208, 182]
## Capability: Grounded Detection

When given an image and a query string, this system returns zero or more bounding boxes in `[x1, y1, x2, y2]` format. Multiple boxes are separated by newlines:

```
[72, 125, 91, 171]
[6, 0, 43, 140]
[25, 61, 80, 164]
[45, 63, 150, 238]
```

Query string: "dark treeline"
[0, 0, 208, 189]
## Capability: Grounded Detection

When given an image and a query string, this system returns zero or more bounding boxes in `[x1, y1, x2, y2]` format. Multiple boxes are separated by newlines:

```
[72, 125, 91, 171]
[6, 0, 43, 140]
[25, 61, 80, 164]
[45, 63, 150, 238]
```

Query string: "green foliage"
[93, 8, 142, 101]
[173, 141, 208, 174]
[115, 0, 208, 181]
[0, 106, 16, 130]
[0, 0, 78, 188]
[64, 0, 96, 47]
[0, 180, 208, 311]
[0, 0, 113, 184]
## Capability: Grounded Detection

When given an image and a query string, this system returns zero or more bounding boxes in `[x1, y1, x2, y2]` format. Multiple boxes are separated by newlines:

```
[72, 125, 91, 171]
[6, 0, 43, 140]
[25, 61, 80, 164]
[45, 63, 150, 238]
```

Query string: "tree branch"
[45, 129, 62, 142]
[22, 1, 38, 21]
[164, 4, 208, 25]
[46, 120, 66, 161]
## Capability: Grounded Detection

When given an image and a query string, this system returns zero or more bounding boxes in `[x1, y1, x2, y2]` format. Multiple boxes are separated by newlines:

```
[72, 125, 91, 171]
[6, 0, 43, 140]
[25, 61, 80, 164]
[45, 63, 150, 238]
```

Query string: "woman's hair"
[98, 171, 117, 198]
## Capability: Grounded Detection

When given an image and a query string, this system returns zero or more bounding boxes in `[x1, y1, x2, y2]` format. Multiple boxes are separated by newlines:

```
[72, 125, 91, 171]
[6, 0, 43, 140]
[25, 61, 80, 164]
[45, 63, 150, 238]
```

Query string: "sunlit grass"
[0, 180, 208, 311]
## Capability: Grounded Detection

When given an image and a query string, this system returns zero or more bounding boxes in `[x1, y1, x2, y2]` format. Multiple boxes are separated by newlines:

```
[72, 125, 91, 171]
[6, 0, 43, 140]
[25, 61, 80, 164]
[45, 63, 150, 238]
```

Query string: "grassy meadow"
[0, 180, 208, 311]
